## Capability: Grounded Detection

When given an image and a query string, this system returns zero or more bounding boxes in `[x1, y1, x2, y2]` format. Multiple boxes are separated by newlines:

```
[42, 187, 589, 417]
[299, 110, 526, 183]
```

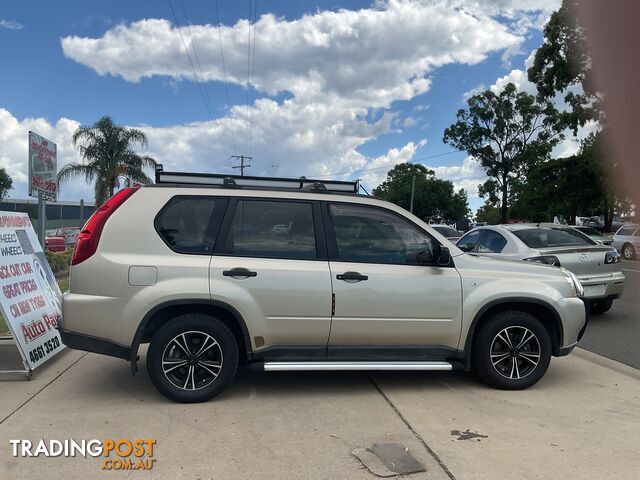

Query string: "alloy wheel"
[161, 330, 223, 391]
[490, 326, 541, 380]
[623, 245, 634, 260]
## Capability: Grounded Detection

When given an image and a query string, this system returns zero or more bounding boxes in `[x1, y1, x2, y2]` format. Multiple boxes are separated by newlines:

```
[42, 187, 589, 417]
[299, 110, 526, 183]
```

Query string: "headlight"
[562, 269, 584, 297]
[604, 250, 620, 264]
[524, 255, 562, 267]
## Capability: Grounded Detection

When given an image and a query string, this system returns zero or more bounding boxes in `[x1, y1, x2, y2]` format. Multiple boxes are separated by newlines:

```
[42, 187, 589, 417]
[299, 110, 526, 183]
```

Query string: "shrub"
[45, 249, 73, 275]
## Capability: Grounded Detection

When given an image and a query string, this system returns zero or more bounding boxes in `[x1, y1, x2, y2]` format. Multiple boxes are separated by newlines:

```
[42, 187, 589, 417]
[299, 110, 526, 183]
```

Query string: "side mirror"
[438, 246, 451, 266]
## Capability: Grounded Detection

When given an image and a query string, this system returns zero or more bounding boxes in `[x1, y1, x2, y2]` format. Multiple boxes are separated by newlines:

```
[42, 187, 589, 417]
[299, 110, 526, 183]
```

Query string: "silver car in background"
[572, 226, 612, 246]
[457, 223, 624, 314]
[612, 224, 639, 260]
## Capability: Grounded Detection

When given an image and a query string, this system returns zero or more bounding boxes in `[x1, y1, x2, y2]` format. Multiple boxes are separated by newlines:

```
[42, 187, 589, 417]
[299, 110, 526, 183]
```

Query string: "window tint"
[328, 204, 437, 264]
[513, 227, 594, 248]
[225, 200, 316, 259]
[617, 226, 638, 236]
[478, 230, 507, 253]
[156, 197, 218, 253]
[457, 230, 482, 252]
[433, 226, 460, 238]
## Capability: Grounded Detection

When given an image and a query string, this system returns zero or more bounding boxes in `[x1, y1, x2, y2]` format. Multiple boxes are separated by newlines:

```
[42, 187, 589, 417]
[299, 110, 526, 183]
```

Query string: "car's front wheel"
[472, 311, 551, 390]
[146, 314, 239, 403]
[622, 243, 636, 260]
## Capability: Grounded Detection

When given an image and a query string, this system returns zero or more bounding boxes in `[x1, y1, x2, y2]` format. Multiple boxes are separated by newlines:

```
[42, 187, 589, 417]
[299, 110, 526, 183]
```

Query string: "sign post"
[28, 131, 58, 248]
[0, 212, 65, 378]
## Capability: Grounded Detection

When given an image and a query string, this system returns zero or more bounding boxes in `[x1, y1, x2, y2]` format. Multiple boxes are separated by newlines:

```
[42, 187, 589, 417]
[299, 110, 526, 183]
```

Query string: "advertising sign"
[28, 131, 58, 201]
[0, 212, 65, 371]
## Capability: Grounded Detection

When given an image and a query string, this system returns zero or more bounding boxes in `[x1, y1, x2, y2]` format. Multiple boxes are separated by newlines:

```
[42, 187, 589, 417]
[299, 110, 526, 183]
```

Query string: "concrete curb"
[573, 347, 640, 380]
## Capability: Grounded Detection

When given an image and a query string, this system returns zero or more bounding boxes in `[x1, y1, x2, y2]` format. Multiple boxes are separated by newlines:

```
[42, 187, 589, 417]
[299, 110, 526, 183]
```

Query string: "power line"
[247, 0, 257, 156]
[167, 0, 219, 127]
[214, 0, 239, 154]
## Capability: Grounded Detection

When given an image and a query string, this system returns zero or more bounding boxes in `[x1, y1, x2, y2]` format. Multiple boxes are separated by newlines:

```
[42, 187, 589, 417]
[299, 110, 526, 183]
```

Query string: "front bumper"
[578, 271, 625, 300]
[57, 315, 132, 361]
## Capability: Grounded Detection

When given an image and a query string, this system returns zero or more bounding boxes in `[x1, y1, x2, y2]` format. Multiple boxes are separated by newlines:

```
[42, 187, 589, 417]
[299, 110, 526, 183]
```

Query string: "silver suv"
[58, 168, 587, 403]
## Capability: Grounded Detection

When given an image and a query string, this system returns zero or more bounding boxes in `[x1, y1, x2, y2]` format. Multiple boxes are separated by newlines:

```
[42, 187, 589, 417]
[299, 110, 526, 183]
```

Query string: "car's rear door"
[210, 198, 332, 359]
[324, 202, 462, 360]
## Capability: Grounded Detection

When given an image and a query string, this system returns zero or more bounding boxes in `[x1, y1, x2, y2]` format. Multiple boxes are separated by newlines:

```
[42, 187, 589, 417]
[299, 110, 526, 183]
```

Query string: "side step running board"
[263, 361, 452, 372]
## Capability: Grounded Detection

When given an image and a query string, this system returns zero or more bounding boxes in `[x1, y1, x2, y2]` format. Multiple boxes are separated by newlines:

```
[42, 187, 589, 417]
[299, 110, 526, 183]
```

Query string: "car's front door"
[324, 202, 463, 360]
[211, 198, 332, 358]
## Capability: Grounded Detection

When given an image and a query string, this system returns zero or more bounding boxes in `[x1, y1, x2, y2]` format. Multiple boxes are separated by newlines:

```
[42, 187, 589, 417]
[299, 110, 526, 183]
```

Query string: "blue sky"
[0, 0, 563, 213]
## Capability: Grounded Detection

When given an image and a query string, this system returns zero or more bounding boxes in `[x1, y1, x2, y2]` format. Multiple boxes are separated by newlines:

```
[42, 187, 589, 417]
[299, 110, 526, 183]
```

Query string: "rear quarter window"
[155, 196, 225, 254]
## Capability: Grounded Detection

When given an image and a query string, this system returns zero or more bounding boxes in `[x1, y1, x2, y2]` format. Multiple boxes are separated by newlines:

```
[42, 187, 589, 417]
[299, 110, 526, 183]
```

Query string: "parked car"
[572, 226, 612, 245]
[456, 223, 624, 315]
[44, 230, 66, 252]
[50, 226, 81, 248]
[612, 224, 640, 260]
[58, 170, 587, 403]
[430, 224, 462, 242]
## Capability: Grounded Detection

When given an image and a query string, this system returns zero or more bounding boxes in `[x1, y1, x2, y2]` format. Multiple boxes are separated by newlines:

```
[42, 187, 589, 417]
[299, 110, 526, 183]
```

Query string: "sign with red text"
[0, 212, 64, 370]
[28, 131, 58, 201]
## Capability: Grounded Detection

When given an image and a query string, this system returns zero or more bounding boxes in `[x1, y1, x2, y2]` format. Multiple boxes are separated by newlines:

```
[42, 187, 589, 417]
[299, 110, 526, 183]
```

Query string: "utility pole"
[231, 155, 252, 176]
[409, 175, 416, 214]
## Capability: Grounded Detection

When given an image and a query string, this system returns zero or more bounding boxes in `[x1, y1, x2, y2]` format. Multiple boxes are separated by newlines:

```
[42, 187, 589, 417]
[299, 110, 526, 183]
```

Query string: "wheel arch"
[461, 297, 564, 371]
[131, 299, 253, 372]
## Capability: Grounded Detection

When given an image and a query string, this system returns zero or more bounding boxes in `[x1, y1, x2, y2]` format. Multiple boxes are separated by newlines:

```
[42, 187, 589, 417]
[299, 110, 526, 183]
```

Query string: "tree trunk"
[500, 183, 508, 224]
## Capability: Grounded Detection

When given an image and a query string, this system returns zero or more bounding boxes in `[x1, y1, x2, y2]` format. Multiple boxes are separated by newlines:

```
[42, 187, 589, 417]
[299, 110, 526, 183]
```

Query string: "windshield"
[513, 227, 595, 248]
[576, 227, 601, 236]
[433, 226, 460, 237]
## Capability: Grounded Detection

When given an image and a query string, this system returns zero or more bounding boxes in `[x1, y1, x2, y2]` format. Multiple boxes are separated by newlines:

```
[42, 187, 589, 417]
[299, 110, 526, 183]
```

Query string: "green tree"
[58, 116, 157, 206]
[0, 168, 12, 199]
[443, 83, 563, 224]
[475, 201, 501, 225]
[373, 163, 470, 222]
[527, 0, 601, 133]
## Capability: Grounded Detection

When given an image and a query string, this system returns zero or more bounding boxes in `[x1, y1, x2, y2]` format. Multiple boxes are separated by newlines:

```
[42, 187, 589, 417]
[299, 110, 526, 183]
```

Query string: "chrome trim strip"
[263, 361, 452, 371]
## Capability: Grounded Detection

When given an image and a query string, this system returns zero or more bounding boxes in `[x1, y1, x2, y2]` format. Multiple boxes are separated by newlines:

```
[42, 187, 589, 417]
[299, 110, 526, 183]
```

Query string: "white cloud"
[462, 83, 486, 102]
[61, 0, 523, 110]
[402, 116, 417, 127]
[0, 19, 24, 30]
[428, 156, 487, 197]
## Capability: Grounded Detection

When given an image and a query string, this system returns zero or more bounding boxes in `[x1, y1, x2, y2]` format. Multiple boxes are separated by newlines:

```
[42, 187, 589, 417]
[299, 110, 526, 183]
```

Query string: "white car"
[457, 223, 624, 314]
[612, 224, 639, 260]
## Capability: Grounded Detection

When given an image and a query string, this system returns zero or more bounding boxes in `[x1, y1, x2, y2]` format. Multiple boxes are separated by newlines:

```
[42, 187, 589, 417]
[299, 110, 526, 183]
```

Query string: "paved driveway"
[1, 347, 639, 479]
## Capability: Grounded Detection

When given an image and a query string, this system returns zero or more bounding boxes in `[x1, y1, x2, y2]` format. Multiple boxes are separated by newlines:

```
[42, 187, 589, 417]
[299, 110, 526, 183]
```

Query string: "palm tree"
[58, 116, 157, 205]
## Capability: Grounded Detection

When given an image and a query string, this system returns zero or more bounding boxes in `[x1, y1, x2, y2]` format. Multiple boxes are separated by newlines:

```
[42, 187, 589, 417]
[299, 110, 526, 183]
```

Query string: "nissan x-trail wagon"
[58, 167, 588, 402]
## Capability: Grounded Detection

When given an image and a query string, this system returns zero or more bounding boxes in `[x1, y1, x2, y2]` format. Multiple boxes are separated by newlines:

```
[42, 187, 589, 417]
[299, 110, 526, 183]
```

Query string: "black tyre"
[146, 314, 239, 403]
[590, 298, 614, 315]
[472, 311, 551, 390]
[622, 243, 636, 260]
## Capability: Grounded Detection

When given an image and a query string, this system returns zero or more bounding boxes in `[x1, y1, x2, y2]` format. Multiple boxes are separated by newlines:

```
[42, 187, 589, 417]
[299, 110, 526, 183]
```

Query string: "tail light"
[71, 188, 138, 266]
[524, 255, 562, 267]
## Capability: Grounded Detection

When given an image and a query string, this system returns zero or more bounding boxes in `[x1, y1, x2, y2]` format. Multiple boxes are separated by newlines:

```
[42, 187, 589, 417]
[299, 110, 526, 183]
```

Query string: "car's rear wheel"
[622, 243, 636, 260]
[590, 298, 614, 315]
[472, 311, 551, 390]
[146, 314, 239, 403]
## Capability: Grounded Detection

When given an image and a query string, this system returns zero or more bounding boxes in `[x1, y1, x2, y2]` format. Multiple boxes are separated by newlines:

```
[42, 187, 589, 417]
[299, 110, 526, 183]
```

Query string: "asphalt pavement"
[579, 259, 640, 368]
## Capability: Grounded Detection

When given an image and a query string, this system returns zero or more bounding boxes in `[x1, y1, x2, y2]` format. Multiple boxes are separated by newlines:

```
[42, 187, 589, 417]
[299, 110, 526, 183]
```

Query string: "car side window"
[155, 196, 220, 254]
[457, 230, 482, 252]
[328, 203, 437, 265]
[224, 200, 316, 260]
[478, 230, 507, 253]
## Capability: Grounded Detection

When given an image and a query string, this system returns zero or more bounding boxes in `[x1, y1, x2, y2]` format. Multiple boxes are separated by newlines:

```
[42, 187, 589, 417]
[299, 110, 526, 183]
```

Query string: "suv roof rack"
[154, 164, 360, 194]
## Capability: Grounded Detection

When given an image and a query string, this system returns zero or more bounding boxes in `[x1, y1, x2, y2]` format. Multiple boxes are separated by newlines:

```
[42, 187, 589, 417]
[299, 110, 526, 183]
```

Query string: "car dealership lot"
[1, 344, 639, 479]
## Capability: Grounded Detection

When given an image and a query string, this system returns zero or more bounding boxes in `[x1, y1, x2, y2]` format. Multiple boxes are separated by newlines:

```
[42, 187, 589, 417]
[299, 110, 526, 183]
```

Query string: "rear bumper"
[578, 271, 625, 299]
[57, 315, 131, 361]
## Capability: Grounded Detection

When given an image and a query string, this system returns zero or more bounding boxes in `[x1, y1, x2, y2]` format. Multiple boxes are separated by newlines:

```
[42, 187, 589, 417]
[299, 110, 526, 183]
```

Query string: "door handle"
[336, 271, 368, 281]
[223, 267, 257, 278]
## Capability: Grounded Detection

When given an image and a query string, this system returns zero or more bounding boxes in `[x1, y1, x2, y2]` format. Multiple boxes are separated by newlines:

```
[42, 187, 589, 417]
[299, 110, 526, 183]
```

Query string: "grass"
[0, 275, 69, 337]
